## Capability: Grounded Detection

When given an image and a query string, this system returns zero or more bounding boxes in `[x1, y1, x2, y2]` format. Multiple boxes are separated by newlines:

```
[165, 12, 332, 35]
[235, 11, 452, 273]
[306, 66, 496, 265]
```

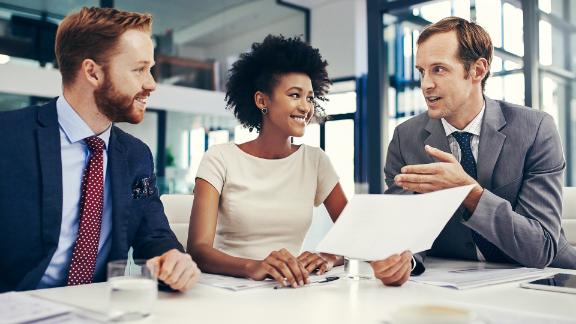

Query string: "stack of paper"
[410, 267, 552, 289]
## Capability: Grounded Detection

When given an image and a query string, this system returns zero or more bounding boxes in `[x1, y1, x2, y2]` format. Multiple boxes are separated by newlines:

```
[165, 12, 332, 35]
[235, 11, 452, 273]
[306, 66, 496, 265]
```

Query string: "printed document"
[0, 292, 72, 324]
[315, 185, 475, 260]
[410, 267, 551, 289]
[199, 267, 345, 291]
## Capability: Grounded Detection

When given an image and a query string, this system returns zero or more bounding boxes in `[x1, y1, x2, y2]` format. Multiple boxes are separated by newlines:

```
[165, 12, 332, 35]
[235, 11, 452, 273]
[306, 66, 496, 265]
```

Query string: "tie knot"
[451, 131, 473, 148]
[84, 136, 105, 153]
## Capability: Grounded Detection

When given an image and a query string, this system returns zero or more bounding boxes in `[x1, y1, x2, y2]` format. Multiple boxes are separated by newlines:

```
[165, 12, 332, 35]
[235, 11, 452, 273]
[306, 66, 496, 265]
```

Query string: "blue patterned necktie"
[451, 132, 508, 263]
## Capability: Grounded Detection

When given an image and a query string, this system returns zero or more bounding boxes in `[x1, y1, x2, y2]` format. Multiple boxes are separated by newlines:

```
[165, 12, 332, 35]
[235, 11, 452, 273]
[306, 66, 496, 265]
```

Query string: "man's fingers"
[376, 254, 412, 286]
[425, 145, 457, 163]
[183, 267, 201, 291]
[386, 261, 411, 286]
[146, 257, 161, 277]
[400, 250, 413, 262]
[374, 258, 404, 279]
[401, 163, 440, 175]
[396, 181, 435, 193]
[399, 264, 411, 284]
[158, 254, 177, 281]
[370, 254, 401, 274]
[170, 265, 194, 291]
[395, 173, 435, 184]
[165, 256, 188, 285]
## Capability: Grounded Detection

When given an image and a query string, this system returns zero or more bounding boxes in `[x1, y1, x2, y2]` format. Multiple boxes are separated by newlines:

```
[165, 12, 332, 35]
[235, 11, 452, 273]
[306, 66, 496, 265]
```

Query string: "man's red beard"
[94, 76, 148, 124]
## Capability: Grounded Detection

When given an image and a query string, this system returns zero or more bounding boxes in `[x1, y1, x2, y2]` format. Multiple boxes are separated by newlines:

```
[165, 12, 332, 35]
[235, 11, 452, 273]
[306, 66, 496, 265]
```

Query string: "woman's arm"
[187, 178, 308, 287]
[324, 183, 348, 223]
[298, 183, 348, 273]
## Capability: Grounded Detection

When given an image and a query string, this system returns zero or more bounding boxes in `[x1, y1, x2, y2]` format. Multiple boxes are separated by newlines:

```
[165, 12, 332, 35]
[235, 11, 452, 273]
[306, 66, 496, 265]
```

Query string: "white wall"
[115, 111, 158, 160]
[0, 62, 229, 116]
[192, 14, 306, 89]
[310, 0, 367, 79]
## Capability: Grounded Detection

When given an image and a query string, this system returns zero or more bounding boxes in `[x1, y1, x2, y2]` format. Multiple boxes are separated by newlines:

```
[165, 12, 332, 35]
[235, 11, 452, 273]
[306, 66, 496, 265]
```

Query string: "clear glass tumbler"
[344, 258, 374, 280]
[107, 259, 157, 322]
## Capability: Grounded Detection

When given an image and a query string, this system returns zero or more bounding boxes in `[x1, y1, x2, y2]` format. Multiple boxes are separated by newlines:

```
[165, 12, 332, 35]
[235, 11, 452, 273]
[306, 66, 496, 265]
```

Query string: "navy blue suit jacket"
[0, 99, 183, 292]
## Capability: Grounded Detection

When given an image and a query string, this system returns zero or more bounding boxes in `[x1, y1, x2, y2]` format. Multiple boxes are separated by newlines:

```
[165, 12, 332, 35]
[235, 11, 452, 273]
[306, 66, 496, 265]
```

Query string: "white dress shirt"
[37, 96, 113, 288]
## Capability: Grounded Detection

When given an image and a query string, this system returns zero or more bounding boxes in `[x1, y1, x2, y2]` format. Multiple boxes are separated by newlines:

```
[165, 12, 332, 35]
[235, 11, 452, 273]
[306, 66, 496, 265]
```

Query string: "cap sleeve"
[314, 147, 339, 206]
[195, 145, 227, 194]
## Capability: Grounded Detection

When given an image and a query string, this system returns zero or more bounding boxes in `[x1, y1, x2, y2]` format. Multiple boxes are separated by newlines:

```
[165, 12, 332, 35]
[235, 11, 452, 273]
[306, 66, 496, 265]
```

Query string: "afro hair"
[225, 34, 330, 132]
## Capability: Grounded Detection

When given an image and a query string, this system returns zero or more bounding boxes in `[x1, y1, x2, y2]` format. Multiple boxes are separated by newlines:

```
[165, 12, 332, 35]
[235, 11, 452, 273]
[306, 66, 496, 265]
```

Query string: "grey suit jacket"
[385, 97, 576, 269]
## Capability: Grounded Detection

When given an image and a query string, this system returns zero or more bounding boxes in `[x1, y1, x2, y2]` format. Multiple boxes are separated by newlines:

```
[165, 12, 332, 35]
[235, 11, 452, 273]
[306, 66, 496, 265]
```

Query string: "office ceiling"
[0, 0, 302, 47]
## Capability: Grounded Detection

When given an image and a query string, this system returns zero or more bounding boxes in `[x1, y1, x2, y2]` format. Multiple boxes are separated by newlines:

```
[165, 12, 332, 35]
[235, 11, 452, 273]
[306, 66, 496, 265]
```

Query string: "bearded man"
[0, 7, 200, 292]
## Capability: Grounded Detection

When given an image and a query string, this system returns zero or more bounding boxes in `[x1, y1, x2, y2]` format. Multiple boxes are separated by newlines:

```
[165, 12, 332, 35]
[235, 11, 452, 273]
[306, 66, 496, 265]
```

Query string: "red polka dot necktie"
[452, 132, 508, 263]
[67, 136, 106, 286]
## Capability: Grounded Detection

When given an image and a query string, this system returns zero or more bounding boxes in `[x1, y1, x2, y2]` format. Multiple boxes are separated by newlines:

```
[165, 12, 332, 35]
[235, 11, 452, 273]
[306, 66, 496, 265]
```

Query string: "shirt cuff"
[411, 256, 417, 271]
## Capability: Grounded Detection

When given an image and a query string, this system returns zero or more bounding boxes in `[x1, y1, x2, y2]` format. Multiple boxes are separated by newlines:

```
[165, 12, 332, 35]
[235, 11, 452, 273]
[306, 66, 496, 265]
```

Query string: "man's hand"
[395, 145, 484, 211]
[147, 249, 201, 292]
[370, 251, 413, 286]
[394, 145, 477, 193]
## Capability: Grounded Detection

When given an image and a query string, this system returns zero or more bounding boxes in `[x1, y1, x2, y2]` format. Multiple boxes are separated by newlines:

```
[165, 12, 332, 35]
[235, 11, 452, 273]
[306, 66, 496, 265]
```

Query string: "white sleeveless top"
[195, 142, 339, 260]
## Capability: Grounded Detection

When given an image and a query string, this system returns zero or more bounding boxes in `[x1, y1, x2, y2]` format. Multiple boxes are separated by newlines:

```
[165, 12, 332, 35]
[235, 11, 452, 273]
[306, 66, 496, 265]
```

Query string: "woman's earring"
[261, 107, 268, 115]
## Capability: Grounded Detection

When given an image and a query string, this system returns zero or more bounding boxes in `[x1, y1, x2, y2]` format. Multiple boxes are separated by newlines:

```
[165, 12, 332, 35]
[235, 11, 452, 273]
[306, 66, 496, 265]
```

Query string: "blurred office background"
[0, 0, 574, 197]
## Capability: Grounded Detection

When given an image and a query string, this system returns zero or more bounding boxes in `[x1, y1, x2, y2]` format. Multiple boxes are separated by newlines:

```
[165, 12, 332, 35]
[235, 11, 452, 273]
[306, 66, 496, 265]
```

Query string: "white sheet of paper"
[198, 274, 277, 291]
[315, 185, 475, 260]
[198, 267, 345, 291]
[410, 267, 552, 289]
[0, 292, 73, 324]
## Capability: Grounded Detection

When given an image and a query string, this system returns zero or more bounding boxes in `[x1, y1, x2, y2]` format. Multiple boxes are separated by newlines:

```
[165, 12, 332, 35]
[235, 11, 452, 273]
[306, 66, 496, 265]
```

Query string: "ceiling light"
[0, 54, 9, 64]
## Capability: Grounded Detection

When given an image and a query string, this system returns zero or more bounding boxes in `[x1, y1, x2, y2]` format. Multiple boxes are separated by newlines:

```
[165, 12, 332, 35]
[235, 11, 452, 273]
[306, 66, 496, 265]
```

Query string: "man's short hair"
[417, 16, 493, 91]
[55, 7, 152, 86]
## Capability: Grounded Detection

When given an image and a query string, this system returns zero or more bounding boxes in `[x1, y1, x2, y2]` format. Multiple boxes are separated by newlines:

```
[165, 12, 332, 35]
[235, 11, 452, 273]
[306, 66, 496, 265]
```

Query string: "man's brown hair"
[417, 16, 493, 91]
[55, 7, 152, 86]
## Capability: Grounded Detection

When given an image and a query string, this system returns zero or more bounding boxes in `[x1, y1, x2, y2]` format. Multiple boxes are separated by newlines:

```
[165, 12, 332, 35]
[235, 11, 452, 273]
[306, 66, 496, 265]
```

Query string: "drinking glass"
[107, 259, 157, 321]
[344, 258, 374, 280]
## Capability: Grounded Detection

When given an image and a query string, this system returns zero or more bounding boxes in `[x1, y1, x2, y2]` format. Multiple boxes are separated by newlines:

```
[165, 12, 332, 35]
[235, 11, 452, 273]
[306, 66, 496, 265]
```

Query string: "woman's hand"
[370, 250, 413, 286]
[245, 249, 309, 288]
[297, 252, 342, 275]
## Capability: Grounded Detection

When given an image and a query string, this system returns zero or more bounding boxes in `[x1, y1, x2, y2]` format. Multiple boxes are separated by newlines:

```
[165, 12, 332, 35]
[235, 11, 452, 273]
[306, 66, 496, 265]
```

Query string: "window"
[538, 0, 576, 184]
[375, 0, 576, 190]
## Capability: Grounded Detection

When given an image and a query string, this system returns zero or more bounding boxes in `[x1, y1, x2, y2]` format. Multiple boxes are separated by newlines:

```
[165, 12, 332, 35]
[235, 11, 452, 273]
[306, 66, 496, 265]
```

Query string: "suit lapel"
[36, 101, 63, 251]
[424, 117, 451, 162]
[108, 127, 130, 260]
[477, 98, 507, 190]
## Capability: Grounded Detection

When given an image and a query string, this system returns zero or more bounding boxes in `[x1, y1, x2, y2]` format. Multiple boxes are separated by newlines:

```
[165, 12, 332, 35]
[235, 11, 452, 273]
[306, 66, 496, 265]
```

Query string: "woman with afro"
[187, 35, 412, 288]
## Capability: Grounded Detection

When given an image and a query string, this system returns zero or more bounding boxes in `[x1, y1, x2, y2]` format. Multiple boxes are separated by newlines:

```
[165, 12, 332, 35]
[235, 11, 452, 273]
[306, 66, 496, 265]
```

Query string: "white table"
[28, 259, 576, 323]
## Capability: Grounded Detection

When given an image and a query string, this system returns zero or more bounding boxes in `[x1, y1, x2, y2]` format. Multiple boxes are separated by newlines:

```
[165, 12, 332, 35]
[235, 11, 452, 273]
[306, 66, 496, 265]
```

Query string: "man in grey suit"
[384, 17, 576, 270]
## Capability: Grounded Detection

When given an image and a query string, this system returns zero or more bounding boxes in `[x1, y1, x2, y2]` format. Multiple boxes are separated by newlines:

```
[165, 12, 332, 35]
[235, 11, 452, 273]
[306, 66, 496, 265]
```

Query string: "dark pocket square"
[132, 175, 155, 199]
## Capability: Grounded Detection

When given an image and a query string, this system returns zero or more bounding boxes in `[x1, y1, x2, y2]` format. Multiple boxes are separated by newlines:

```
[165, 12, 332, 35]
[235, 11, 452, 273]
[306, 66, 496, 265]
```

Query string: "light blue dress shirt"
[37, 96, 113, 288]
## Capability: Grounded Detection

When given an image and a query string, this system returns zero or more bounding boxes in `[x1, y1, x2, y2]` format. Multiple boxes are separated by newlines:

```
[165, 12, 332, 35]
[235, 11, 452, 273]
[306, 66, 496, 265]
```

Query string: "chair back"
[160, 194, 194, 250]
[562, 187, 576, 246]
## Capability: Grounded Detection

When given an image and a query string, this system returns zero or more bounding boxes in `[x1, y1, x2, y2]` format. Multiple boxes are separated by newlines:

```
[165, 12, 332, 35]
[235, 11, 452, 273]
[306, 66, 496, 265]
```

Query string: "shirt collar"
[441, 101, 485, 137]
[56, 95, 111, 149]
